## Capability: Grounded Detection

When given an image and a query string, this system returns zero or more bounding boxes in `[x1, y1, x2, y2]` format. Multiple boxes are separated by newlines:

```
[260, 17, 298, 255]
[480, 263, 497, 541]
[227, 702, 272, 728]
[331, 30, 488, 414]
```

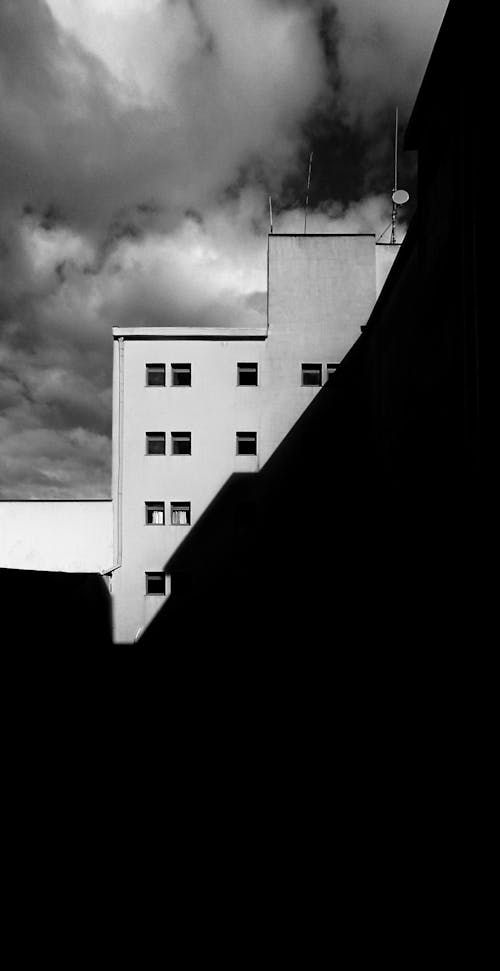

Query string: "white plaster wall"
[0, 501, 113, 572]
[376, 243, 401, 296]
[112, 235, 378, 643]
[111, 337, 266, 642]
[263, 234, 376, 460]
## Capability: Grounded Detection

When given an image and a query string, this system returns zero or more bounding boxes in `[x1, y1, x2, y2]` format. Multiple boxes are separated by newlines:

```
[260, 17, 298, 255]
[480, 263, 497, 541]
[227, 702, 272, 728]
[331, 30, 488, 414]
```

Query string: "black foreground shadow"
[1, 569, 112, 648]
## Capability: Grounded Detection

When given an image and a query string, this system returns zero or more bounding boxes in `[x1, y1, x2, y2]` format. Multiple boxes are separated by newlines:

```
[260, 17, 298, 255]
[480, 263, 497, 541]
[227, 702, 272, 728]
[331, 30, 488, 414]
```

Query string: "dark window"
[172, 363, 191, 386]
[236, 432, 257, 455]
[237, 363, 258, 386]
[145, 502, 165, 525]
[145, 572, 165, 595]
[327, 363, 339, 380]
[171, 502, 191, 526]
[146, 432, 166, 455]
[171, 432, 191, 455]
[301, 364, 322, 386]
[146, 364, 165, 386]
[170, 571, 193, 597]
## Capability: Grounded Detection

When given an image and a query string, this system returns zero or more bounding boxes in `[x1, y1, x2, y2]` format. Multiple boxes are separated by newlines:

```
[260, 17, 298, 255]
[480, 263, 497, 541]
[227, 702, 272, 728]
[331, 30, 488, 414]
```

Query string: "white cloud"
[0, 0, 447, 495]
[331, 0, 449, 125]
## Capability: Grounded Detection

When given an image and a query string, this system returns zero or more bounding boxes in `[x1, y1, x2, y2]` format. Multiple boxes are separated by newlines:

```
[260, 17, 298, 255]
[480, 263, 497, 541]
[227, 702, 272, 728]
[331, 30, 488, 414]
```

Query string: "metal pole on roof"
[390, 107, 399, 244]
[304, 152, 313, 234]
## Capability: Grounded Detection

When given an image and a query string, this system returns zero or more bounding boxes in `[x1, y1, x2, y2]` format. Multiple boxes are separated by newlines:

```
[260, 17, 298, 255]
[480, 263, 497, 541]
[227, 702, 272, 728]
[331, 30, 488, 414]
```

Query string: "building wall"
[0, 501, 113, 573]
[111, 333, 267, 642]
[375, 243, 401, 296]
[264, 234, 376, 458]
[111, 234, 377, 644]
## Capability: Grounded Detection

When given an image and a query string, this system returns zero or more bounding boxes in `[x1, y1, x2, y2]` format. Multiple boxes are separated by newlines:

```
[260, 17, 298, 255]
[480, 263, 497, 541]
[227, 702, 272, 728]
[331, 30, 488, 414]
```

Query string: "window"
[237, 363, 258, 386]
[301, 364, 322, 386]
[236, 432, 257, 455]
[145, 572, 165, 595]
[146, 432, 166, 455]
[172, 363, 191, 386]
[145, 502, 165, 525]
[146, 364, 165, 386]
[171, 432, 191, 455]
[171, 502, 191, 526]
[327, 363, 339, 380]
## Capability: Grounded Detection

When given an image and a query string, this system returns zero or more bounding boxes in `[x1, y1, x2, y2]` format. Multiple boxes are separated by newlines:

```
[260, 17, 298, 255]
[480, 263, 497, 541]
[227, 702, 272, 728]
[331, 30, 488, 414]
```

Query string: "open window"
[171, 432, 191, 455]
[171, 363, 191, 386]
[146, 432, 166, 455]
[237, 363, 258, 386]
[145, 572, 165, 595]
[145, 502, 165, 525]
[146, 364, 165, 386]
[170, 502, 191, 526]
[236, 432, 257, 455]
[301, 364, 322, 386]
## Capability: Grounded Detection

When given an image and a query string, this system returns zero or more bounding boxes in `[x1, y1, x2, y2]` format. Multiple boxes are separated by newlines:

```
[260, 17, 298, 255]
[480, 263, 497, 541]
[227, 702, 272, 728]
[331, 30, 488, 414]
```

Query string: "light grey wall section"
[0, 501, 113, 572]
[111, 234, 378, 643]
[110, 336, 266, 642]
[263, 234, 376, 460]
[376, 242, 401, 295]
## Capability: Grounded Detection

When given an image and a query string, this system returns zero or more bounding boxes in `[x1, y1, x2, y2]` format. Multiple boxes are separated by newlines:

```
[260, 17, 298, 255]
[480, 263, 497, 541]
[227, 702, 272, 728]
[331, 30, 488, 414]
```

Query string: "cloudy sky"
[0, 0, 448, 497]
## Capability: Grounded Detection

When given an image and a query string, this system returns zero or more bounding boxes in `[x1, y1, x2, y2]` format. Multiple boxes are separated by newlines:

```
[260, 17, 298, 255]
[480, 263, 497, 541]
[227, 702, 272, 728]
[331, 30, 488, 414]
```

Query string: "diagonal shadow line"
[136, 232, 420, 647]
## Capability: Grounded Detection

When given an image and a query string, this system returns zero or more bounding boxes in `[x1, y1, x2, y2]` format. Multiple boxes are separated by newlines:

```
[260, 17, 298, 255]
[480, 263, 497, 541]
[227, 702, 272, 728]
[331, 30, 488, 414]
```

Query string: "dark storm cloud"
[0, 0, 448, 497]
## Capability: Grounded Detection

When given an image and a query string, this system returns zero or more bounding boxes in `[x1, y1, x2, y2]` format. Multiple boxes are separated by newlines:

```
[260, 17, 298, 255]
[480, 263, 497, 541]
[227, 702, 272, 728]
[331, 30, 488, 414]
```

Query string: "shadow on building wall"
[138, 0, 481, 674]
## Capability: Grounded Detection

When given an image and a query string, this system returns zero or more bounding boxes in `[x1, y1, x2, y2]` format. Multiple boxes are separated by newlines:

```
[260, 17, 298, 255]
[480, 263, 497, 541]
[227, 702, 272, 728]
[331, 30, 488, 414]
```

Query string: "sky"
[0, 0, 448, 498]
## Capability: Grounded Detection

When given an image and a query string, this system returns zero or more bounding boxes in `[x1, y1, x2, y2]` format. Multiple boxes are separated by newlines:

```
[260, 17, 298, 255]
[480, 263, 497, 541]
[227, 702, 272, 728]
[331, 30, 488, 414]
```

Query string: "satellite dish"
[392, 188, 410, 206]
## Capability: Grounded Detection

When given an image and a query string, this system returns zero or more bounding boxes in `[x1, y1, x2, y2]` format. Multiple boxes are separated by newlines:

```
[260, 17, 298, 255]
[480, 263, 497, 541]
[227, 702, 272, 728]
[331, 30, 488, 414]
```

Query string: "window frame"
[171, 363, 191, 387]
[145, 501, 165, 525]
[145, 572, 166, 596]
[301, 363, 322, 387]
[170, 501, 191, 526]
[171, 432, 192, 455]
[145, 363, 166, 387]
[236, 432, 257, 456]
[237, 362, 258, 386]
[146, 432, 166, 455]
[327, 363, 339, 380]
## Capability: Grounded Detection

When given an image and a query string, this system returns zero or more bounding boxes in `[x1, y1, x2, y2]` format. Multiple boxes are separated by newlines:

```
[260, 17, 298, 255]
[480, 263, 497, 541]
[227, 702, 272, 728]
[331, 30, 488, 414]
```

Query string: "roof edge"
[112, 327, 268, 339]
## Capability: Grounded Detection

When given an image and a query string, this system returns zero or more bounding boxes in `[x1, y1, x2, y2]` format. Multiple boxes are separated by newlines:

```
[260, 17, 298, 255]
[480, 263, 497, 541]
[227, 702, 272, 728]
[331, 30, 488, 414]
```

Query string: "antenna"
[389, 107, 410, 244]
[303, 152, 313, 234]
[394, 105, 398, 193]
[269, 196, 273, 234]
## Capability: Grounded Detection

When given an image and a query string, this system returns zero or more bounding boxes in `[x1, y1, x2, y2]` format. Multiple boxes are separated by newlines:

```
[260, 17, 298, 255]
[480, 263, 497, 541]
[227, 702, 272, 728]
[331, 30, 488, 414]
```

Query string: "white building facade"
[110, 234, 377, 643]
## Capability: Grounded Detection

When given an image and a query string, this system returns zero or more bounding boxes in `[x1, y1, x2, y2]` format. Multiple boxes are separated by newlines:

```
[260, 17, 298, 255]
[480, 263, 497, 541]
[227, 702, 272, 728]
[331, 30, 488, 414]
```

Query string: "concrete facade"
[0, 233, 381, 644]
[0, 500, 113, 573]
[111, 234, 377, 643]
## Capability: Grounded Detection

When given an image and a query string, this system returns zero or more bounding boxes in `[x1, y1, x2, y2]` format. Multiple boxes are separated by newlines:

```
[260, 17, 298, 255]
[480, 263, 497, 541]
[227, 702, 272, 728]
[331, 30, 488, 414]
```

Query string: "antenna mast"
[269, 196, 273, 234]
[377, 112, 409, 245]
[303, 152, 313, 234]
[390, 107, 399, 245]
